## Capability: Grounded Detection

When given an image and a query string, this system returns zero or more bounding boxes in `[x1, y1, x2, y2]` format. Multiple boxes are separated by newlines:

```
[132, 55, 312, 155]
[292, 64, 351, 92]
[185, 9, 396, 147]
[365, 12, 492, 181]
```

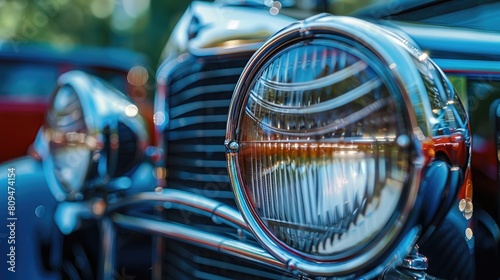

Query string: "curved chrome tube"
[57, 188, 439, 279]
[112, 213, 287, 272]
[106, 189, 250, 233]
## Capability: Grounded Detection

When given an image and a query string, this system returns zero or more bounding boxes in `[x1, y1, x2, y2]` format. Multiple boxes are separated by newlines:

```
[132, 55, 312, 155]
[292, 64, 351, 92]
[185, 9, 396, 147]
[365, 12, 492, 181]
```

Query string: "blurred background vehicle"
[0, 0, 191, 163]
[0, 43, 153, 163]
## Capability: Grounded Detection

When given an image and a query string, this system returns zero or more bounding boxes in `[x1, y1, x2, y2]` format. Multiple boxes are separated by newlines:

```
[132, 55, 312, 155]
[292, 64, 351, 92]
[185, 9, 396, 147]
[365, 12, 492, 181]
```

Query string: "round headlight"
[226, 15, 433, 278]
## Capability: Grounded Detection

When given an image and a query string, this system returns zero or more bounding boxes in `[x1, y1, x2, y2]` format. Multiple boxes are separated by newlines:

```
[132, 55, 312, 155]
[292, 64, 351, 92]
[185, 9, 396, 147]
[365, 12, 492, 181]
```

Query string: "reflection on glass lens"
[48, 86, 90, 193]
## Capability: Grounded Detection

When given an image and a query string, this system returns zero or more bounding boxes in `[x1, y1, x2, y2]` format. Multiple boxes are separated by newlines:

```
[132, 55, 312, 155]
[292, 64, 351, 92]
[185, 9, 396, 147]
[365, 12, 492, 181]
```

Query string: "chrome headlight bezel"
[36, 71, 149, 201]
[225, 15, 432, 278]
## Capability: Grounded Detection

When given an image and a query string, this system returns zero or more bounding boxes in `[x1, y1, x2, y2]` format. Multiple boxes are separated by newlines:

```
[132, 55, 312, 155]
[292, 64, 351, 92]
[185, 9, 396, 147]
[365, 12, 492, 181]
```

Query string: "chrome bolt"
[227, 140, 239, 152]
[402, 246, 428, 270]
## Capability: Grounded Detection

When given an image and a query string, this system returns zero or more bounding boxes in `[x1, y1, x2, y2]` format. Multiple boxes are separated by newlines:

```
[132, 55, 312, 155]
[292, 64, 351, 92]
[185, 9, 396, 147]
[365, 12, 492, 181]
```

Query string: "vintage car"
[1, 0, 500, 279]
[0, 42, 154, 163]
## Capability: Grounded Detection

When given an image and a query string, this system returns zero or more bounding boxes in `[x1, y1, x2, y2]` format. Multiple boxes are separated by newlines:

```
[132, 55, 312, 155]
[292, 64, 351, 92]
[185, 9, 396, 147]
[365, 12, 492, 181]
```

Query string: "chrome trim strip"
[394, 21, 500, 60]
[434, 58, 500, 73]
[167, 185, 236, 199]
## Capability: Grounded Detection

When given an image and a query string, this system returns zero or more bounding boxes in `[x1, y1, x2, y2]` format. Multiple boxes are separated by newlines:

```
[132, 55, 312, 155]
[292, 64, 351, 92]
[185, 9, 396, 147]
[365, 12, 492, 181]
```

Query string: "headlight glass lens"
[237, 40, 411, 257]
[46, 86, 91, 193]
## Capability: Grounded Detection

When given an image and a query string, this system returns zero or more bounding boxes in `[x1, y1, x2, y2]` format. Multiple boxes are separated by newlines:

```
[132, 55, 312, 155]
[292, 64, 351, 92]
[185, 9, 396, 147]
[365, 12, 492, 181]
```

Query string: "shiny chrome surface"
[159, 1, 295, 60]
[106, 189, 250, 233]
[53, 187, 273, 279]
[402, 246, 428, 270]
[225, 14, 471, 278]
[393, 22, 500, 61]
[33, 70, 149, 201]
[434, 59, 500, 73]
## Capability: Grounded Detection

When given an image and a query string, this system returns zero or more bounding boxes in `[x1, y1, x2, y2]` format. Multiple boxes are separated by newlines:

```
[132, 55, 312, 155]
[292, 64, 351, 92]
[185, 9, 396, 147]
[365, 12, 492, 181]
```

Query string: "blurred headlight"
[46, 86, 91, 194]
[225, 15, 448, 277]
[41, 71, 149, 201]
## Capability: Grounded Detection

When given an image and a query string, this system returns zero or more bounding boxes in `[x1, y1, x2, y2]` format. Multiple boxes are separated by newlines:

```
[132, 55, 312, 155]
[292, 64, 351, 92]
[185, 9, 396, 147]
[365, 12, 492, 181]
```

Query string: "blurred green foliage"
[0, 0, 381, 69]
[0, 0, 192, 68]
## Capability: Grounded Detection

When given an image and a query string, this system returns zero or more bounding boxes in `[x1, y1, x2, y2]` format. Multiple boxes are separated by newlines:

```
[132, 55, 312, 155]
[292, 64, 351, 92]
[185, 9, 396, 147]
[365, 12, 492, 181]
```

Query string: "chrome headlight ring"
[39, 71, 149, 201]
[225, 15, 440, 278]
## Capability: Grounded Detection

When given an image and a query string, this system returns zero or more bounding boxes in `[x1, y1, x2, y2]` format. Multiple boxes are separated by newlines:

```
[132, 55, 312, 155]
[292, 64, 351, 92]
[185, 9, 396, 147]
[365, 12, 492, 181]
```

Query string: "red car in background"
[0, 42, 153, 163]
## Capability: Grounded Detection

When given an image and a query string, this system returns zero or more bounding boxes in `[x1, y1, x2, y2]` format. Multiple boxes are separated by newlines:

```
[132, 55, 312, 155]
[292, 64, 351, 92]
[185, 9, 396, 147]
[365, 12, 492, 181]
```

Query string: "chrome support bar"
[112, 213, 287, 272]
[107, 189, 251, 233]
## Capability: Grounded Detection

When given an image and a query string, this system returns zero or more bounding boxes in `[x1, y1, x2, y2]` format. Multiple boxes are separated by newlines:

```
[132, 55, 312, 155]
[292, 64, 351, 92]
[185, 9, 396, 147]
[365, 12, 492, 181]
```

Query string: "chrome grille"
[164, 55, 252, 206]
